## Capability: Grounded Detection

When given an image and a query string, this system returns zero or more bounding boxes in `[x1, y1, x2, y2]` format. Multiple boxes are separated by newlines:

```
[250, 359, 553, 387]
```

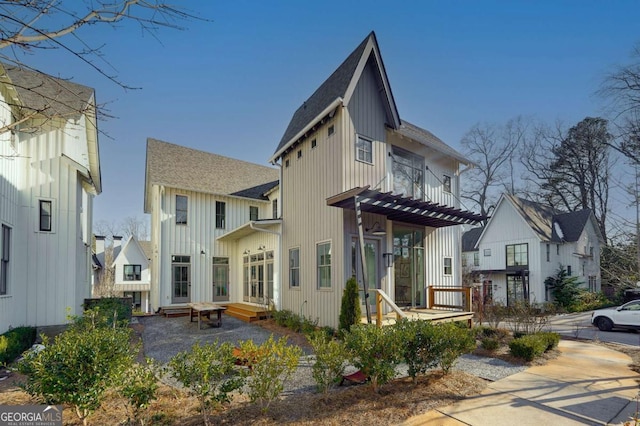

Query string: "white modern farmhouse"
[144, 32, 483, 327]
[462, 193, 603, 306]
[0, 64, 101, 334]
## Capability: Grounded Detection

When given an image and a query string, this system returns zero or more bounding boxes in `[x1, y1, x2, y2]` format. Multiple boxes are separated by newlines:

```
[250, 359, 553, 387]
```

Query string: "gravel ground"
[139, 315, 527, 395]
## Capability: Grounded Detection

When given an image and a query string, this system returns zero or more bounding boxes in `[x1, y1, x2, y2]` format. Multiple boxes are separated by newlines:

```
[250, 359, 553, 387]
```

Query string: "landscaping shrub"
[481, 337, 500, 351]
[507, 300, 551, 336]
[169, 340, 244, 426]
[239, 335, 302, 412]
[343, 324, 403, 392]
[394, 319, 439, 384]
[432, 322, 476, 374]
[83, 297, 132, 327]
[271, 309, 317, 336]
[339, 276, 361, 335]
[271, 309, 292, 327]
[537, 331, 560, 351]
[0, 326, 36, 365]
[120, 360, 160, 426]
[509, 334, 547, 361]
[308, 331, 347, 393]
[545, 266, 583, 311]
[483, 301, 507, 329]
[18, 321, 134, 425]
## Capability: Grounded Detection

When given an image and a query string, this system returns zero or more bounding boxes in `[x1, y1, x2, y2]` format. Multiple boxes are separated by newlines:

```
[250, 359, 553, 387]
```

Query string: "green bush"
[271, 309, 292, 327]
[0, 326, 37, 365]
[339, 276, 361, 335]
[394, 319, 439, 384]
[18, 323, 134, 425]
[271, 309, 317, 336]
[537, 332, 560, 351]
[120, 360, 160, 425]
[481, 337, 500, 351]
[239, 335, 302, 412]
[343, 324, 403, 392]
[169, 340, 244, 426]
[509, 334, 547, 361]
[432, 322, 476, 374]
[545, 267, 583, 311]
[308, 331, 347, 393]
[83, 297, 132, 327]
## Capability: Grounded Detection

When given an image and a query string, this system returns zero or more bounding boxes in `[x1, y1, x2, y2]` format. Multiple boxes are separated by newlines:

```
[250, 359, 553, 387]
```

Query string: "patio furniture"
[188, 302, 226, 329]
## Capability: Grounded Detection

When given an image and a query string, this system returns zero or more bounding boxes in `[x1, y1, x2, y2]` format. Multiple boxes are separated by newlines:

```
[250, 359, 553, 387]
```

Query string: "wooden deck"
[364, 308, 474, 327]
[158, 304, 191, 317]
[222, 303, 270, 323]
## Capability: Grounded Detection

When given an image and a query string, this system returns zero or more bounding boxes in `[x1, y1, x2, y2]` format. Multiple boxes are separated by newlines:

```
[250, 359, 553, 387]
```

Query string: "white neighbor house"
[0, 64, 101, 334]
[462, 193, 604, 306]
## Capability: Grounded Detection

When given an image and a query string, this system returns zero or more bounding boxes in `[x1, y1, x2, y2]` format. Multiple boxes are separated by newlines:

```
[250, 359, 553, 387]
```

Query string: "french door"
[212, 257, 229, 302]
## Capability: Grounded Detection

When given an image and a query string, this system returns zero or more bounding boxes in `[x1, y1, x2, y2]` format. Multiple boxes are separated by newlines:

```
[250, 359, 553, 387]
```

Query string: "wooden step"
[223, 303, 270, 323]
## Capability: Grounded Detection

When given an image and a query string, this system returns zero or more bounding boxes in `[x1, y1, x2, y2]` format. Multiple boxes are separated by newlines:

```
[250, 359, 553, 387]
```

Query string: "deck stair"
[223, 303, 270, 323]
[158, 304, 190, 317]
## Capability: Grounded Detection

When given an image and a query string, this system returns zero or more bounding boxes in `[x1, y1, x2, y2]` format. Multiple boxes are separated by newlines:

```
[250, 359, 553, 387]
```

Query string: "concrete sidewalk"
[404, 340, 640, 425]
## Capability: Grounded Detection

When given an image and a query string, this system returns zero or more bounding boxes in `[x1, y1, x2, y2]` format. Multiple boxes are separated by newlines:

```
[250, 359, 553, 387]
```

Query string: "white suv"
[591, 299, 640, 331]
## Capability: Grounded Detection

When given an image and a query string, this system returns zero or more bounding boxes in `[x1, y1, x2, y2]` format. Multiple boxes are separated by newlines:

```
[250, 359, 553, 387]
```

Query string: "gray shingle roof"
[145, 139, 279, 211]
[138, 240, 153, 260]
[462, 227, 483, 252]
[273, 33, 372, 157]
[506, 194, 593, 243]
[230, 180, 279, 200]
[2, 64, 94, 118]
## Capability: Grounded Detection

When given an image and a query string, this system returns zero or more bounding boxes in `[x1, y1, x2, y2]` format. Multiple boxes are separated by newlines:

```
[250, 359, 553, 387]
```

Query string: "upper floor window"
[1, 225, 10, 295]
[461, 256, 467, 267]
[443, 257, 452, 275]
[249, 206, 259, 221]
[506, 243, 528, 267]
[317, 242, 332, 289]
[124, 264, 142, 281]
[356, 135, 373, 163]
[272, 199, 278, 219]
[567, 265, 572, 276]
[443, 175, 451, 193]
[484, 249, 491, 257]
[311, 139, 317, 149]
[556, 244, 560, 255]
[176, 195, 188, 225]
[39, 200, 52, 231]
[216, 201, 226, 229]
[289, 248, 300, 288]
[392, 146, 424, 200]
[473, 252, 480, 266]
[328, 125, 335, 136]
[546, 244, 550, 262]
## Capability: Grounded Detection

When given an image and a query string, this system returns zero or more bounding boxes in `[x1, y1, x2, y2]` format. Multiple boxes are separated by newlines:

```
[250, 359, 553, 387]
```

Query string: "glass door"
[212, 257, 229, 302]
[171, 255, 190, 304]
[393, 227, 424, 308]
[351, 238, 380, 312]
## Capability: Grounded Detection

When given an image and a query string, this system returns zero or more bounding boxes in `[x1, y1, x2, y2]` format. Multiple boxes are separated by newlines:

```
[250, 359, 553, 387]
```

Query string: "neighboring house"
[461, 227, 482, 285]
[144, 139, 280, 312]
[0, 64, 101, 334]
[143, 32, 484, 328]
[112, 235, 152, 313]
[269, 31, 483, 327]
[468, 193, 603, 307]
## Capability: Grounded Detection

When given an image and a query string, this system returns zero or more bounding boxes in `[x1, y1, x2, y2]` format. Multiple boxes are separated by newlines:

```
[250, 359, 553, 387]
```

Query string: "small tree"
[431, 322, 476, 374]
[18, 316, 134, 425]
[120, 360, 160, 426]
[308, 331, 347, 394]
[168, 341, 244, 426]
[239, 336, 302, 412]
[339, 276, 361, 335]
[343, 324, 403, 392]
[545, 266, 583, 311]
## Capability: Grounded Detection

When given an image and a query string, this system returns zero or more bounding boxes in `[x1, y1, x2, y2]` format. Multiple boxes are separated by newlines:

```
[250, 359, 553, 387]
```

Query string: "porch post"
[354, 195, 372, 324]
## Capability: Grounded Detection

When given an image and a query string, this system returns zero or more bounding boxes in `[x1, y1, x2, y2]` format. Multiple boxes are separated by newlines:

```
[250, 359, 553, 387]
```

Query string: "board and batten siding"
[154, 186, 272, 308]
[280, 111, 346, 329]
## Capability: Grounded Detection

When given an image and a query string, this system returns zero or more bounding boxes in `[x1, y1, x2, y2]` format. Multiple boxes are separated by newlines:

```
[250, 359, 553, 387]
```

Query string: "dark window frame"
[272, 199, 278, 219]
[1, 225, 10, 295]
[506, 243, 528, 268]
[249, 206, 259, 221]
[215, 201, 226, 229]
[39, 200, 52, 232]
[176, 195, 188, 225]
[124, 264, 142, 281]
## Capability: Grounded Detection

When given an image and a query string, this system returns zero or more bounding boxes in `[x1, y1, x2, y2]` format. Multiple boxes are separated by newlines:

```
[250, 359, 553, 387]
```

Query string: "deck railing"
[373, 289, 406, 328]
[427, 286, 472, 311]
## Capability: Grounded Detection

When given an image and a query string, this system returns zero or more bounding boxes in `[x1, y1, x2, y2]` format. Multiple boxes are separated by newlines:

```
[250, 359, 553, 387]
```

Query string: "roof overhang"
[216, 219, 282, 242]
[327, 186, 485, 228]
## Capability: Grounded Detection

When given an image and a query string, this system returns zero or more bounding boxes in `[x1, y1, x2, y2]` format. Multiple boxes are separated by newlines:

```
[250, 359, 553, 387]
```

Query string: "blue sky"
[21, 1, 640, 227]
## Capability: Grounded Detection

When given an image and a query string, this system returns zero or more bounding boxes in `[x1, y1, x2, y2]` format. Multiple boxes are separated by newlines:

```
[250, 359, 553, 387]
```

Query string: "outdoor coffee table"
[188, 302, 227, 329]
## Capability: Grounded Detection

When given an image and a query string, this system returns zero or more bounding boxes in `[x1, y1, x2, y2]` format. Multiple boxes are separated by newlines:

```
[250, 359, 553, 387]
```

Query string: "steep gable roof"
[462, 227, 483, 252]
[501, 194, 596, 243]
[138, 240, 152, 260]
[111, 235, 149, 268]
[271, 31, 400, 162]
[1, 64, 94, 119]
[145, 138, 279, 212]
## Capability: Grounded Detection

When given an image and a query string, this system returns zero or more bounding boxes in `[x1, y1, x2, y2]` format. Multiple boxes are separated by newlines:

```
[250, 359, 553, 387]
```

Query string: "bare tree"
[0, 1, 202, 134]
[120, 216, 149, 241]
[599, 43, 640, 164]
[460, 117, 527, 218]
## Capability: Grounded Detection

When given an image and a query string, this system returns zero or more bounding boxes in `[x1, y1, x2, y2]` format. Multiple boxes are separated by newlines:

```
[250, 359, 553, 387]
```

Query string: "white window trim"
[289, 246, 301, 290]
[355, 134, 373, 165]
[316, 240, 332, 290]
[443, 256, 453, 276]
